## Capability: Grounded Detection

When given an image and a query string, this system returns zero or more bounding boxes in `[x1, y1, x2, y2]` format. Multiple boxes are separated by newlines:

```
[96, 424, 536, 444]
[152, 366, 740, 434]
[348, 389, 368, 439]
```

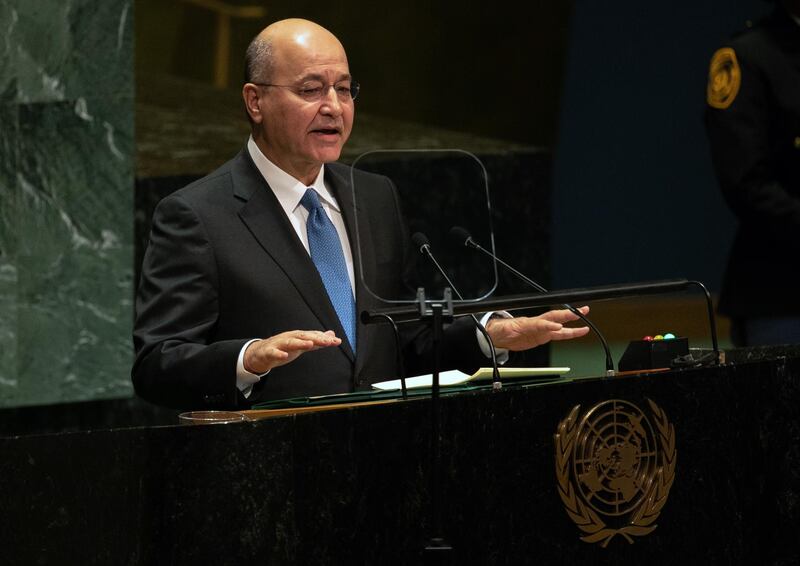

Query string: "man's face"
[251, 31, 354, 183]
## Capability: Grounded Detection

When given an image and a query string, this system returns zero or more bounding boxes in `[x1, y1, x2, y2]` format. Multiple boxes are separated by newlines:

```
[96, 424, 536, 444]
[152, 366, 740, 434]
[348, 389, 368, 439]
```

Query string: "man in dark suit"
[705, 0, 800, 346]
[132, 18, 590, 410]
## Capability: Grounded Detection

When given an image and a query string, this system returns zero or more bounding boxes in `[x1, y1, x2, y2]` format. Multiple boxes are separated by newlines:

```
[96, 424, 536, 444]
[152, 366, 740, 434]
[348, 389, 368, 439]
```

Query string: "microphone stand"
[414, 288, 454, 560]
[370, 313, 407, 399]
[407, 231, 503, 560]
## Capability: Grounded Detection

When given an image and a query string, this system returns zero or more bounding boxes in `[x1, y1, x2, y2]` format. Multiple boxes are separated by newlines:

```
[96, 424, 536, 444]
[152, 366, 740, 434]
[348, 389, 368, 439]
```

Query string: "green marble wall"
[0, 1, 134, 407]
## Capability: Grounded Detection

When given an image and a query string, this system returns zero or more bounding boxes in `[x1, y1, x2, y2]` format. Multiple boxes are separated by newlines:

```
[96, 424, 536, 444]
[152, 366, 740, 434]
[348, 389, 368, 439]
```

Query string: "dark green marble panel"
[0, 2, 17, 103]
[0, 0, 132, 103]
[0, 104, 18, 396]
[0, 0, 134, 407]
[9, 96, 133, 407]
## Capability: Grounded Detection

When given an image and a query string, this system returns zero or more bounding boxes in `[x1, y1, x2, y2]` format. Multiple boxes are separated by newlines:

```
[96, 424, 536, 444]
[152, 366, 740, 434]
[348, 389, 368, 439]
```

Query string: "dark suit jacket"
[705, 7, 800, 318]
[132, 148, 485, 409]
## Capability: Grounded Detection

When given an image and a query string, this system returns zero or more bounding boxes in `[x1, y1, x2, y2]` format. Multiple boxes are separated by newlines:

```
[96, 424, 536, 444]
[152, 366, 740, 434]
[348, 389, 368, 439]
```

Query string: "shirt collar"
[246, 136, 340, 215]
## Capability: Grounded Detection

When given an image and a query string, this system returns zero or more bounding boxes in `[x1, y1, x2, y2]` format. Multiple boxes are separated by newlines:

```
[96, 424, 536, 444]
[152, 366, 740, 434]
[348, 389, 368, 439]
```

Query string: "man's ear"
[242, 84, 264, 124]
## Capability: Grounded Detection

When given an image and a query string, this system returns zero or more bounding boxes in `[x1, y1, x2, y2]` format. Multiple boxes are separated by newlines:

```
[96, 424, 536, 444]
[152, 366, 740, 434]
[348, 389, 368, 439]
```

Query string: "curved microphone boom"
[449, 226, 616, 376]
[411, 232, 502, 387]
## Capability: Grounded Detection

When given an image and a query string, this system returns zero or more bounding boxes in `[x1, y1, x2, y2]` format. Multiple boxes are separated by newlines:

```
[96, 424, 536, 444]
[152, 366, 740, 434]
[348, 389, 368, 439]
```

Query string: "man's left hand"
[486, 306, 591, 351]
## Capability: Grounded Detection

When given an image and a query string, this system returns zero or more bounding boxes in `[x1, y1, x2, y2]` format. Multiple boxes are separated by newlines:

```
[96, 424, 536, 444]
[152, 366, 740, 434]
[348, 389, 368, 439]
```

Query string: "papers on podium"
[371, 367, 570, 391]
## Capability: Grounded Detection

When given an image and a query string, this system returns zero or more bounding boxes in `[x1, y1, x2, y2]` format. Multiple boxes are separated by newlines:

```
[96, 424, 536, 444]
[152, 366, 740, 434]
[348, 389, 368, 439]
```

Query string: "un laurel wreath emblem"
[554, 399, 676, 547]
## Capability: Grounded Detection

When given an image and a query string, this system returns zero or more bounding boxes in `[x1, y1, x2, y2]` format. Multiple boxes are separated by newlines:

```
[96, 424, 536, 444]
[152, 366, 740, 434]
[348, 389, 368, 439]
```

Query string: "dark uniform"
[705, 5, 800, 346]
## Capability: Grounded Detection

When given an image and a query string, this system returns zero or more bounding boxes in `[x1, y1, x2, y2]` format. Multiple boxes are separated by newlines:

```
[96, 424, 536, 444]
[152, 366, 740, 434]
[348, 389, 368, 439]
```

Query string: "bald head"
[241, 18, 354, 184]
[245, 19, 346, 85]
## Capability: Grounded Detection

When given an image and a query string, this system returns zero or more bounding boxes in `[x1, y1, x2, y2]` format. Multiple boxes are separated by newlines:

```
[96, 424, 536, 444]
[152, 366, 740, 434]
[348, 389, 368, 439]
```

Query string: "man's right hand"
[243, 330, 342, 374]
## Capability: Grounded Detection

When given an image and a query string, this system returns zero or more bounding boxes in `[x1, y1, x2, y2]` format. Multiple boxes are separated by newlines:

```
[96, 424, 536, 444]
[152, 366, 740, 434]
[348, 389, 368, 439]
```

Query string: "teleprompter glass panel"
[349, 149, 497, 304]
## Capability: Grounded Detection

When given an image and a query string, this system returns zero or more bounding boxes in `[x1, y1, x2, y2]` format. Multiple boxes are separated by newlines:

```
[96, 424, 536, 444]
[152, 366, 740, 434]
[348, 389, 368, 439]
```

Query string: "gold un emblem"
[554, 399, 676, 547]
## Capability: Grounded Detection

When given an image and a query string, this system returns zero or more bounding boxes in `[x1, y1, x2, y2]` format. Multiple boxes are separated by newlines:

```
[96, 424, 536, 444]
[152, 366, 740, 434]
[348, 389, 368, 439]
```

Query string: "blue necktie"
[300, 188, 356, 352]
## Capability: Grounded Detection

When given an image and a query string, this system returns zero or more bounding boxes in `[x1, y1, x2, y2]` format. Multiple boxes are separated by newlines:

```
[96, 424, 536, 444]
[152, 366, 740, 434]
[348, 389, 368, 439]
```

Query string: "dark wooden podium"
[2, 346, 800, 565]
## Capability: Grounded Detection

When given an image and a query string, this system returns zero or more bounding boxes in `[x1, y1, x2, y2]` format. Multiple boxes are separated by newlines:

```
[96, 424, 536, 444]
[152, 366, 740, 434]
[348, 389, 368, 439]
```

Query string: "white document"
[371, 367, 570, 391]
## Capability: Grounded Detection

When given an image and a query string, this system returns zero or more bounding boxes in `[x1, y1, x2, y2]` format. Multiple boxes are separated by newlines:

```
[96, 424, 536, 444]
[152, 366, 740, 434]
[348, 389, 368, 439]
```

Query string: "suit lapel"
[231, 151, 355, 362]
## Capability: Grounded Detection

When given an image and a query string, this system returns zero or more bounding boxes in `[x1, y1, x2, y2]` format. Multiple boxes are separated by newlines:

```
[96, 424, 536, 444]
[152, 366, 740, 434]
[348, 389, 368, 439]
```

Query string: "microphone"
[412, 231, 433, 256]
[449, 226, 616, 376]
[411, 232, 502, 387]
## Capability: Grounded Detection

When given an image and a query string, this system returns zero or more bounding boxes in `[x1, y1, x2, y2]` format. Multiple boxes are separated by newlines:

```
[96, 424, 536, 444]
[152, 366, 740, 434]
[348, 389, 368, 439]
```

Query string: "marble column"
[0, 0, 134, 407]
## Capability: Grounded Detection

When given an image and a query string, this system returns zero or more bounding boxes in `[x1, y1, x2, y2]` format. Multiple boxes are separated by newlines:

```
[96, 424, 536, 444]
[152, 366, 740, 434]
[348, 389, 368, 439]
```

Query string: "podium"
[2, 345, 800, 565]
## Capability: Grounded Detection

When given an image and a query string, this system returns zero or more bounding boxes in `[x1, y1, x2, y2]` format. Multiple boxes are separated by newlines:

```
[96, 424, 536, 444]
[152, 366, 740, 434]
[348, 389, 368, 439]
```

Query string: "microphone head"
[449, 226, 477, 248]
[411, 232, 431, 253]
[448, 226, 471, 245]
